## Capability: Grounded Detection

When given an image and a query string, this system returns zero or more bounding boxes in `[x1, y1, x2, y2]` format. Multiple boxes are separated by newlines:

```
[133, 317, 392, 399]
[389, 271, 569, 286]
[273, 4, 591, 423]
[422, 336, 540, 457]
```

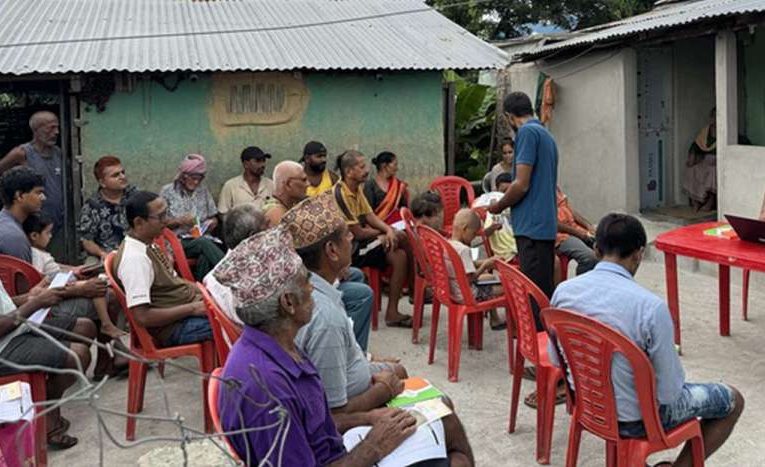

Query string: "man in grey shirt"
[550, 213, 743, 466]
[1, 111, 65, 231]
[0, 166, 46, 262]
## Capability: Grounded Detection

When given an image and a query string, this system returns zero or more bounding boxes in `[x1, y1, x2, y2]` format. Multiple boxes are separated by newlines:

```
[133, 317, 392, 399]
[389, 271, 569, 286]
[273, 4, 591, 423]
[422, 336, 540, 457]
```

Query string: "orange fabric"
[375, 177, 408, 224]
[555, 189, 587, 246]
[540, 78, 556, 125]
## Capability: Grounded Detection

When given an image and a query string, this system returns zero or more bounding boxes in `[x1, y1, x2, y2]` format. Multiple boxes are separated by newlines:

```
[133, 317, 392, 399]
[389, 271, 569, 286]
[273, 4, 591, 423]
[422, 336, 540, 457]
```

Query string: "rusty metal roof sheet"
[519, 0, 765, 60]
[0, 0, 507, 75]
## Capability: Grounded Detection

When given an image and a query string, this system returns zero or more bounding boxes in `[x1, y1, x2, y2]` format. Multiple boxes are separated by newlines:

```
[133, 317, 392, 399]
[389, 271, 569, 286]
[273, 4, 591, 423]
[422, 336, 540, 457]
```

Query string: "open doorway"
[0, 79, 78, 262]
[637, 36, 716, 223]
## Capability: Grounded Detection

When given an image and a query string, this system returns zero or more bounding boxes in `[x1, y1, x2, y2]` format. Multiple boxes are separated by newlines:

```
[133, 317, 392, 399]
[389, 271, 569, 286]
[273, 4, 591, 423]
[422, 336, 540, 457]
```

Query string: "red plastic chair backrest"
[400, 208, 432, 282]
[417, 225, 477, 307]
[154, 228, 195, 282]
[542, 307, 669, 446]
[104, 252, 160, 354]
[208, 367, 242, 461]
[495, 259, 549, 365]
[429, 176, 475, 233]
[197, 283, 242, 363]
[0, 254, 43, 296]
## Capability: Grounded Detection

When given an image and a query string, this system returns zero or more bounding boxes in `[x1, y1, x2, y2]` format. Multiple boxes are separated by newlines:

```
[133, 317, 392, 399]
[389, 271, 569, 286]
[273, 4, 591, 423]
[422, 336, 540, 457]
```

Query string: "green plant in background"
[446, 70, 497, 182]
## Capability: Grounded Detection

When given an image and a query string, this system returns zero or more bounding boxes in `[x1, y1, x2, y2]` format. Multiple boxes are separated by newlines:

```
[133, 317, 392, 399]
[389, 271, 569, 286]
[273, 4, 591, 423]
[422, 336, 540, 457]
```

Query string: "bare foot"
[101, 323, 127, 339]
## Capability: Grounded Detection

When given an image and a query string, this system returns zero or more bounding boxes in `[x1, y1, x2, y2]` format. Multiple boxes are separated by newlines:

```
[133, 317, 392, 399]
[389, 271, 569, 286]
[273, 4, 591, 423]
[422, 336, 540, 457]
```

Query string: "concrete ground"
[47, 257, 764, 466]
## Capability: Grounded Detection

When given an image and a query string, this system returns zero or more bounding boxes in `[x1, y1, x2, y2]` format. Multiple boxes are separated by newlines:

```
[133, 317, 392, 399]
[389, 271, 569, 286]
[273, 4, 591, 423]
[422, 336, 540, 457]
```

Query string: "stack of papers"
[0, 381, 33, 423]
[388, 378, 452, 427]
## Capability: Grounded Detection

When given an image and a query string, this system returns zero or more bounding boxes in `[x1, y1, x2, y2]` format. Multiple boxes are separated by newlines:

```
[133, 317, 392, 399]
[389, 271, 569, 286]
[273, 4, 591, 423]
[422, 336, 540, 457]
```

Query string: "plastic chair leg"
[467, 313, 483, 350]
[448, 309, 465, 382]
[559, 255, 570, 281]
[412, 276, 425, 344]
[29, 373, 47, 466]
[565, 421, 582, 467]
[690, 434, 705, 467]
[605, 441, 617, 467]
[743, 269, 750, 320]
[506, 316, 516, 375]
[428, 301, 440, 364]
[126, 360, 148, 441]
[508, 354, 525, 433]
[365, 268, 381, 331]
[536, 367, 558, 464]
[200, 343, 216, 433]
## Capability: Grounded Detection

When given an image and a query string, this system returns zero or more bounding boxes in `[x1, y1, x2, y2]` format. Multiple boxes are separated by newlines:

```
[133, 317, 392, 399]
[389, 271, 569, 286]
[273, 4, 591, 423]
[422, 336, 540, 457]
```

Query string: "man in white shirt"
[113, 191, 210, 347]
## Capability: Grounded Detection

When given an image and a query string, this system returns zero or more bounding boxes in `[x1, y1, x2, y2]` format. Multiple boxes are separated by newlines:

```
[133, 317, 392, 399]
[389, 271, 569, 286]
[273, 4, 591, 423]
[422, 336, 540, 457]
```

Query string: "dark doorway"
[0, 79, 78, 263]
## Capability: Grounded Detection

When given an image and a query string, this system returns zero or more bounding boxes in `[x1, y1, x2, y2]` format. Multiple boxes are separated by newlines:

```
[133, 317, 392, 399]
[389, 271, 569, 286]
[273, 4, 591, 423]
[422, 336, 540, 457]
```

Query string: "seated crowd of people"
[0, 99, 744, 466]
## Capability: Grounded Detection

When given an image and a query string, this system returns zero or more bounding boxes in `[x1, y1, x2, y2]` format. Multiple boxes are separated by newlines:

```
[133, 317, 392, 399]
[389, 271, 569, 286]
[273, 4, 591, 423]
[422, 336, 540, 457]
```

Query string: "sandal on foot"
[521, 367, 536, 381]
[386, 316, 413, 328]
[491, 321, 507, 331]
[47, 416, 70, 438]
[523, 389, 567, 409]
[47, 432, 78, 450]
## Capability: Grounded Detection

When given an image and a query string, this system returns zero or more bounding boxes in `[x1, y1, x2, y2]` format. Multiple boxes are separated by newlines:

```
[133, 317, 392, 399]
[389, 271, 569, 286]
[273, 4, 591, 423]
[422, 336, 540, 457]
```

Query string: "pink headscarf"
[176, 153, 207, 180]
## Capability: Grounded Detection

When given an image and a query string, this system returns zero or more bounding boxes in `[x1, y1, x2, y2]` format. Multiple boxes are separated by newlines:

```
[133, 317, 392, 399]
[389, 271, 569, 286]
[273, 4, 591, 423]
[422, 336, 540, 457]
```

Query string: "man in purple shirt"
[216, 226, 416, 466]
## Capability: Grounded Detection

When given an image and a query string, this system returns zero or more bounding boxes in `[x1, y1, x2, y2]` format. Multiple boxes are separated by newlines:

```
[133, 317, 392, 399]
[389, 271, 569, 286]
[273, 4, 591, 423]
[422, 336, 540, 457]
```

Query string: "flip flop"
[47, 416, 70, 438]
[491, 321, 507, 331]
[386, 316, 413, 328]
[522, 367, 536, 381]
[523, 390, 567, 409]
[651, 463, 673, 467]
[47, 432, 78, 450]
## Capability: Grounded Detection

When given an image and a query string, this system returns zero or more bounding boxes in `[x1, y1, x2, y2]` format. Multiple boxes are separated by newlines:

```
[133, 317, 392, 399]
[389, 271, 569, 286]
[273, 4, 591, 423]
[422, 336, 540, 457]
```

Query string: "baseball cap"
[303, 141, 327, 157]
[241, 146, 271, 162]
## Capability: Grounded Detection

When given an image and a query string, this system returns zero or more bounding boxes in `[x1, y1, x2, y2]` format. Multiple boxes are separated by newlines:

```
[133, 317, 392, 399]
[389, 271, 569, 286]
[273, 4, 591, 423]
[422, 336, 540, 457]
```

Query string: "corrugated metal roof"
[519, 0, 765, 60]
[0, 0, 507, 75]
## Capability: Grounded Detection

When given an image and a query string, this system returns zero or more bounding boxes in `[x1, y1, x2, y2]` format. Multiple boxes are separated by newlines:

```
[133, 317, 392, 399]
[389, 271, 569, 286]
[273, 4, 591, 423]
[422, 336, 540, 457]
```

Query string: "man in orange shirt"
[556, 186, 598, 277]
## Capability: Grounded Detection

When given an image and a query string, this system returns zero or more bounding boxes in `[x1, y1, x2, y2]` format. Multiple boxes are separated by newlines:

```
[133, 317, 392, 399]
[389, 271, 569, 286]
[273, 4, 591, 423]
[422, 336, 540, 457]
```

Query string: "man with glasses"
[113, 191, 211, 347]
[159, 154, 224, 279]
[218, 146, 274, 214]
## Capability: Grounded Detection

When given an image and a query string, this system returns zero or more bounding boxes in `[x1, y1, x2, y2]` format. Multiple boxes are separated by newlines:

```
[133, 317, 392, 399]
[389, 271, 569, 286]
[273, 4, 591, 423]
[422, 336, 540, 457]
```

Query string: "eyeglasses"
[147, 210, 168, 221]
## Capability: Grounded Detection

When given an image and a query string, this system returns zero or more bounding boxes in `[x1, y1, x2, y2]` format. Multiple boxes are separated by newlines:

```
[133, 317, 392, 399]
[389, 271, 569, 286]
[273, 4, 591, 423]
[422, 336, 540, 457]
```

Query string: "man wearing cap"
[218, 146, 274, 214]
[216, 226, 421, 466]
[217, 225, 474, 466]
[160, 153, 224, 280]
[303, 141, 339, 197]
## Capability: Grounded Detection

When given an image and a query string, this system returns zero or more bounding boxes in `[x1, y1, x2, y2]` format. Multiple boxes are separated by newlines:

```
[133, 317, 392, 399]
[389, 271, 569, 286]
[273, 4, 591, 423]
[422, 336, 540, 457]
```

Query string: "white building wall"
[716, 30, 765, 218]
[507, 49, 639, 221]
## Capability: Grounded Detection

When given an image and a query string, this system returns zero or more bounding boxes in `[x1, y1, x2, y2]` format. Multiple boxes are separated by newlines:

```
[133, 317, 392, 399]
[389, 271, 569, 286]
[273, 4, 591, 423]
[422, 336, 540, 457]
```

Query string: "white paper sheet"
[342, 420, 446, 467]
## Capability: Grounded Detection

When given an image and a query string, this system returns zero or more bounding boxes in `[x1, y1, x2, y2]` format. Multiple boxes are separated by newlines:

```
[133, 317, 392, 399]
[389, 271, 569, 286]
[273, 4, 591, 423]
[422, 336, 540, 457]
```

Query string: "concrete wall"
[507, 49, 639, 221]
[741, 27, 765, 146]
[79, 71, 444, 197]
[717, 31, 765, 218]
[671, 36, 716, 206]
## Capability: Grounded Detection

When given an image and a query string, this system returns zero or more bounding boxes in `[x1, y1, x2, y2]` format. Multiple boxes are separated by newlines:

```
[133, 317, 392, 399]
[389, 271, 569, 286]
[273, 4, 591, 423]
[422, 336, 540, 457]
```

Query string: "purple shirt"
[219, 326, 346, 465]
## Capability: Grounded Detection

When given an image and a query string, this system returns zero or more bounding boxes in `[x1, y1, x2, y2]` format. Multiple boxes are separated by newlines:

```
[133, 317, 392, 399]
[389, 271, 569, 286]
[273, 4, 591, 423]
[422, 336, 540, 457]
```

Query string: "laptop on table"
[725, 214, 765, 244]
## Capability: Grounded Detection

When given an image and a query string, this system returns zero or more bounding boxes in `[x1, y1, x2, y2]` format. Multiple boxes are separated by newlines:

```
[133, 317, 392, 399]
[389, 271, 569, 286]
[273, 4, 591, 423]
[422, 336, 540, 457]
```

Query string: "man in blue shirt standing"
[490, 92, 558, 330]
[551, 214, 743, 466]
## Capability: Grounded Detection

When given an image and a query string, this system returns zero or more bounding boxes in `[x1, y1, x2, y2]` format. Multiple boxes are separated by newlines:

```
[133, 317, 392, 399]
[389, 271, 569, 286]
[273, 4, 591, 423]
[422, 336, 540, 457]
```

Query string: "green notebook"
[387, 378, 444, 408]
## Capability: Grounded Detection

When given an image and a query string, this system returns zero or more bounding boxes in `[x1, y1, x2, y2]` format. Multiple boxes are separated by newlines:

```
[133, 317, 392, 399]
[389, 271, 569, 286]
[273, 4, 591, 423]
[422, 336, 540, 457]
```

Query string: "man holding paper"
[281, 193, 474, 466]
[0, 276, 97, 450]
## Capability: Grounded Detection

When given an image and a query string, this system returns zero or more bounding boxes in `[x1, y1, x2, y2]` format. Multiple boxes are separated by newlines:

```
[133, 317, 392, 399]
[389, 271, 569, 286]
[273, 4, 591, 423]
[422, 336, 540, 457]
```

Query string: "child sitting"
[482, 172, 517, 261]
[23, 214, 125, 339]
[410, 190, 444, 230]
[448, 208, 506, 330]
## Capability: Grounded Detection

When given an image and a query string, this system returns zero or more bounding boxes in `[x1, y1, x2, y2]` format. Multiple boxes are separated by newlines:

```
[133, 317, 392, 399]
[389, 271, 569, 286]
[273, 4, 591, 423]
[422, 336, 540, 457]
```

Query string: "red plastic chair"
[558, 252, 571, 282]
[197, 283, 242, 364]
[400, 208, 440, 344]
[104, 252, 215, 440]
[470, 206, 496, 258]
[417, 225, 507, 382]
[208, 367, 242, 462]
[154, 228, 196, 282]
[496, 259, 563, 465]
[429, 176, 475, 234]
[542, 308, 705, 467]
[0, 254, 43, 295]
[0, 373, 47, 466]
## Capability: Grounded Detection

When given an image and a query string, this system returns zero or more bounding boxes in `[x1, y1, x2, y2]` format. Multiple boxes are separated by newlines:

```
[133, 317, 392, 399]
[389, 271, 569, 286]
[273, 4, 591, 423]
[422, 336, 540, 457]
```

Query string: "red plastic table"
[655, 221, 765, 350]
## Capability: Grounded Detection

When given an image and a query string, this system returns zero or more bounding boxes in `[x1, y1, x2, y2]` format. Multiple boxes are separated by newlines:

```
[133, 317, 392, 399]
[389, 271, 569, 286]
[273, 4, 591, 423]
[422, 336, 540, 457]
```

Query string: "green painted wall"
[742, 29, 765, 146]
[80, 71, 444, 197]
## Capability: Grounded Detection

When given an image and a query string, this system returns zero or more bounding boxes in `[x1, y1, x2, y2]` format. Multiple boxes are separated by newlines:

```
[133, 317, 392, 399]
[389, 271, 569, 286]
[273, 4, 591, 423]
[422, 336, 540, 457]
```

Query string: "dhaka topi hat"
[280, 191, 346, 250]
[213, 225, 303, 310]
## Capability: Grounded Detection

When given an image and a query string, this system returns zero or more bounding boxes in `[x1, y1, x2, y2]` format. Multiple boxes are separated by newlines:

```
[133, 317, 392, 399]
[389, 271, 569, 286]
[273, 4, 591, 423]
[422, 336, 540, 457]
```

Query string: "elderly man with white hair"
[1, 111, 66, 237]
[263, 160, 309, 227]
